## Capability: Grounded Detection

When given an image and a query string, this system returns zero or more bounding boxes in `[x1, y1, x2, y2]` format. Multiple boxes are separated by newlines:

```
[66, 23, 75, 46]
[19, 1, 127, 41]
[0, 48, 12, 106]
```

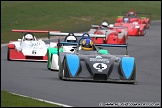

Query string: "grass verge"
[1, 1, 161, 43]
[1, 90, 62, 107]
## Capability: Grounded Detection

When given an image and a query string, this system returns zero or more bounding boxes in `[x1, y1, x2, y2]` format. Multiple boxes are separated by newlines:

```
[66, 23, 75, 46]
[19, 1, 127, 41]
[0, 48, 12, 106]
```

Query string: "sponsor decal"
[96, 56, 102, 58]
[90, 58, 109, 63]
[29, 41, 44, 47]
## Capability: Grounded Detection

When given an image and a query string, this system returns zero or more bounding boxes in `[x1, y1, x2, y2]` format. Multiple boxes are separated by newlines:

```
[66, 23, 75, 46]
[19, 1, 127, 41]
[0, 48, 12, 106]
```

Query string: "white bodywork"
[88, 24, 128, 39]
[9, 38, 56, 61]
[49, 32, 105, 70]
[51, 46, 81, 70]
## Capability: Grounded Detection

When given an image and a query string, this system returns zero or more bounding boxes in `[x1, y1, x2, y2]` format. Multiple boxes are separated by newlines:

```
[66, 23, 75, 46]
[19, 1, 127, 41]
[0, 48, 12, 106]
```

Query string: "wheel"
[7, 48, 11, 61]
[58, 58, 64, 79]
[138, 31, 141, 36]
[47, 49, 51, 69]
[143, 30, 146, 36]
[147, 23, 150, 29]
[146, 20, 151, 29]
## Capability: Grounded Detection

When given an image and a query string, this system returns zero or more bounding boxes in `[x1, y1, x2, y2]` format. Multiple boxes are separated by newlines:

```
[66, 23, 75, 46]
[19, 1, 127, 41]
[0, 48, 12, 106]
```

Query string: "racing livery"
[88, 24, 128, 44]
[114, 17, 146, 36]
[47, 32, 107, 70]
[116, 10, 151, 29]
[58, 33, 136, 84]
[7, 29, 59, 61]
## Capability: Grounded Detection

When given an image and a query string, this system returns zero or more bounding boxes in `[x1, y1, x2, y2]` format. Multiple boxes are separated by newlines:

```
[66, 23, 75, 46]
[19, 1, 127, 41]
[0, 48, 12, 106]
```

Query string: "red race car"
[114, 17, 146, 36]
[88, 22, 128, 44]
[116, 10, 151, 29]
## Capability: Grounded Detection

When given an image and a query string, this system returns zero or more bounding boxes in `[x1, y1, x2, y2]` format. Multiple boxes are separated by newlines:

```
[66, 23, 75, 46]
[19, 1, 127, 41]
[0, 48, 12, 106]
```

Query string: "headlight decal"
[121, 57, 135, 79]
[66, 54, 79, 77]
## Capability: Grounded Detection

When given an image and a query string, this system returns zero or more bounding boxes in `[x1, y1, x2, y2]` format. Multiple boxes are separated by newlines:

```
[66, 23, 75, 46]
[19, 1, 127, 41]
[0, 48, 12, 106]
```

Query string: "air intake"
[26, 56, 43, 60]
[93, 74, 107, 80]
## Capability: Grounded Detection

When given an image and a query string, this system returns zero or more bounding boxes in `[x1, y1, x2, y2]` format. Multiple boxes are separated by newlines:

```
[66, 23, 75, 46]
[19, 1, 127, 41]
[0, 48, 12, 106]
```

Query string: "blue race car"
[57, 33, 136, 84]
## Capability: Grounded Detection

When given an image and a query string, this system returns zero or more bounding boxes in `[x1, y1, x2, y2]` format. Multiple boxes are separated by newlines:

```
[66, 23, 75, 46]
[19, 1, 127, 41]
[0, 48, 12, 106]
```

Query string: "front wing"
[60, 77, 135, 84]
[59, 54, 136, 84]
[7, 48, 47, 61]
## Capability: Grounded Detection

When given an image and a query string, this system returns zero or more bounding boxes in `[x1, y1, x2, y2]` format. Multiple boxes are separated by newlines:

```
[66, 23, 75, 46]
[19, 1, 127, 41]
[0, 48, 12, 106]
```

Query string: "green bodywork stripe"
[47, 47, 63, 69]
[98, 49, 109, 54]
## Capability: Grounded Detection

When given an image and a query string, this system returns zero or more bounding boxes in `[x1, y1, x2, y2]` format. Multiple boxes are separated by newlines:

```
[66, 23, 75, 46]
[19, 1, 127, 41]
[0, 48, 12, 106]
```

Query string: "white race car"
[7, 29, 59, 61]
[47, 32, 106, 70]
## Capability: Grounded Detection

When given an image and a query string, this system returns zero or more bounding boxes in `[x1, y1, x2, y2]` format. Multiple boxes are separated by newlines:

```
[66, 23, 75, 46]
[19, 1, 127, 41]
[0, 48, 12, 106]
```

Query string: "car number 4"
[93, 63, 107, 70]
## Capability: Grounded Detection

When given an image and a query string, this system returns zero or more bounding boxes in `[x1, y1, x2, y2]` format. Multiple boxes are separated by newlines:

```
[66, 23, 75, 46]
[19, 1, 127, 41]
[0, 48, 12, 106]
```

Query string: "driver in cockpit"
[24, 34, 34, 41]
[66, 36, 77, 42]
[81, 38, 95, 51]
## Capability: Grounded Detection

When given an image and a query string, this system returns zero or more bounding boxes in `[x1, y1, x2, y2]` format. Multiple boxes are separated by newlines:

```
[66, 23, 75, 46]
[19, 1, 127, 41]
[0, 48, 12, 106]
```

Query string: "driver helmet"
[24, 34, 34, 41]
[81, 38, 94, 51]
[128, 12, 134, 17]
[66, 36, 77, 42]
[101, 21, 108, 28]
[109, 24, 114, 28]
[123, 18, 129, 23]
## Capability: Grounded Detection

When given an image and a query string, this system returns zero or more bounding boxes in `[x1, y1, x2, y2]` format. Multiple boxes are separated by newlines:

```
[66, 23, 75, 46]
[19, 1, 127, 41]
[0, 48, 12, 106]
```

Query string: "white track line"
[8, 92, 73, 107]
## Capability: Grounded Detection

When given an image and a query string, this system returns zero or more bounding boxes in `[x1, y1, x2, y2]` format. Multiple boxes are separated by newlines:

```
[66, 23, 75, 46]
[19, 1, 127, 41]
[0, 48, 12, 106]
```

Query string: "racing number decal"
[93, 63, 107, 71]
[32, 50, 36, 54]
[96, 64, 104, 69]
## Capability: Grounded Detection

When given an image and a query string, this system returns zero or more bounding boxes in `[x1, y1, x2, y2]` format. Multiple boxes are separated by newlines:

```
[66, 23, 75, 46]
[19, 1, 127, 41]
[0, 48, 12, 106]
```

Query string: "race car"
[88, 22, 128, 44]
[114, 17, 146, 36]
[57, 33, 136, 84]
[7, 29, 59, 61]
[47, 33, 78, 70]
[116, 10, 151, 29]
[47, 32, 107, 70]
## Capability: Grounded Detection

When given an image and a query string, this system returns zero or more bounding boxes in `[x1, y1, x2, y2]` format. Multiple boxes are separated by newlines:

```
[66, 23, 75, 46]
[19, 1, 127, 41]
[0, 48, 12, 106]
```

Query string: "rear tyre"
[138, 31, 141, 36]
[7, 48, 11, 61]
[47, 48, 52, 70]
[143, 30, 146, 36]
[147, 21, 150, 29]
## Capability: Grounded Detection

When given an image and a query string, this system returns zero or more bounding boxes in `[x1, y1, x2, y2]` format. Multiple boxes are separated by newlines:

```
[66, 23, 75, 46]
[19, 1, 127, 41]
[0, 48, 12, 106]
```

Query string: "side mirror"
[140, 17, 146, 19]
[70, 49, 75, 52]
[117, 16, 123, 18]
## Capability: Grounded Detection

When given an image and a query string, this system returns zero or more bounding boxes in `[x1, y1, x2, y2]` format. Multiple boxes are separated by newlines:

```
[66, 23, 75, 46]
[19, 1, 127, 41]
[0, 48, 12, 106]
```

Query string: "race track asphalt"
[1, 21, 161, 107]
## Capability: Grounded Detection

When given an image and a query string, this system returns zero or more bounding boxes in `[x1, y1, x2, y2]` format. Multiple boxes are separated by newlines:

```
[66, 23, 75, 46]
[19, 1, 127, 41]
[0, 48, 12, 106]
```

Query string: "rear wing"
[90, 24, 128, 36]
[49, 32, 105, 38]
[12, 29, 60, 43]
[57, 39, 128, 55]
[12, 29, 49, 33]
[12, 29, 60, 39]
[49, 32, 107, 45]
[122, 11, 151, 20]
[109, 25, 128, 29]
[91, 24, 100, 29]
[91, 24, 128, 29]
[58, 42, 127, 48]
[97, 43, 128, 55]
[12, 29, 60, 33]
[95, 43, 127, 47]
